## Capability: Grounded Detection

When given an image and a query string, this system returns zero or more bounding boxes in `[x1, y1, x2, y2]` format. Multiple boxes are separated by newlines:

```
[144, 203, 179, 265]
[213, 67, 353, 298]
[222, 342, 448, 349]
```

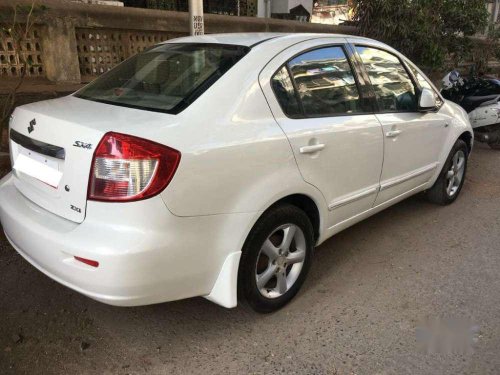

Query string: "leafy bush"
[352, 0, 490, 72]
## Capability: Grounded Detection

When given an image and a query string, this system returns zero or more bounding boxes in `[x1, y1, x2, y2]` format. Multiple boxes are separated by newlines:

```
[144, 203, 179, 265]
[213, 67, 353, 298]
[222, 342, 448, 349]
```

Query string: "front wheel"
[238, 203, 314, 313]
[426, 139, 468, 205]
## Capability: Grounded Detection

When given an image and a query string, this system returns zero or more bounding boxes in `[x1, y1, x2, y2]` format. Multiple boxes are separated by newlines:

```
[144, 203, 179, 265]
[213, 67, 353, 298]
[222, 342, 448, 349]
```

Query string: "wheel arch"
[204, 190, 326, 309]
[428, 128, 473, 194]
[458, 131, 473, 154]
[267, 194, 321, 243]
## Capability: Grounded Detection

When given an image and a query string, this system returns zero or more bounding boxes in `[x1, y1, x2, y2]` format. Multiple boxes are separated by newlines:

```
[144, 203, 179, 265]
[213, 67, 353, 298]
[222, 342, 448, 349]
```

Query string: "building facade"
[311, 0, 351, 25]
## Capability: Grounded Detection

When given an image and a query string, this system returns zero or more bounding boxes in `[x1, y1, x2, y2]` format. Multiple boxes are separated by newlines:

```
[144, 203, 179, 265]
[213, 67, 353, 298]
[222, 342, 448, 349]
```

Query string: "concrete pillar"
[258, 0, 272, 17]
[40, 18, 81, 83]
[257, 0, 266, 17]
[493, 0, 499, 25]
[188, 0, 204, 36]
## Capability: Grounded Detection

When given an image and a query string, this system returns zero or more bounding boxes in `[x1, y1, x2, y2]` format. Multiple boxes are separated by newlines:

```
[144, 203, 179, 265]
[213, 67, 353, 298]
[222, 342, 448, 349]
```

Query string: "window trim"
[268, 65, 304, 119]
[344, 43, 379, 113]
[270, 43, 375, 120]
[352, 44, 423, 115]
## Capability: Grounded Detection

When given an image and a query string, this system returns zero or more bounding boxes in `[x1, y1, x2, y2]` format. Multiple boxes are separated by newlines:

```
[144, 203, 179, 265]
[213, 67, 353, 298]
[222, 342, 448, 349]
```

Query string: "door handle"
[386, 129, 402, 138]
[299, 144, 325, 154]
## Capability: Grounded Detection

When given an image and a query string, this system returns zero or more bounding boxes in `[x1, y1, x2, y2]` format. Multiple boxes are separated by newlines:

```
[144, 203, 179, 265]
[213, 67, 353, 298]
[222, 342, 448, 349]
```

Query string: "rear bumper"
[0, 173, 254, 306]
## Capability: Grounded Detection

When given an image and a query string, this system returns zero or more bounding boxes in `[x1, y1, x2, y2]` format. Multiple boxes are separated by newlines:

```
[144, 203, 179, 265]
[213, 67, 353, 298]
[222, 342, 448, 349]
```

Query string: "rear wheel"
[238, 204, 314, 313]
[426, 139, 468, 205]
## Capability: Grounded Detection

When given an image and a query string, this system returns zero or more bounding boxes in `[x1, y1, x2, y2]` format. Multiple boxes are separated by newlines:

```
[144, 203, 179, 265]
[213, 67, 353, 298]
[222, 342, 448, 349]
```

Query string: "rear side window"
[271, 66, 302, 117]
[272, 46, 365, 118]
[356, 46, 418, 112]
[75, 43, 249, 114]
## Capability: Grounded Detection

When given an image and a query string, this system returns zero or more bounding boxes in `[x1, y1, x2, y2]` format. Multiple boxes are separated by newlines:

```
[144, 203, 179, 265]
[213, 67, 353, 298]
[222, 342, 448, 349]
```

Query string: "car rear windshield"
[75, 43, 250, 114]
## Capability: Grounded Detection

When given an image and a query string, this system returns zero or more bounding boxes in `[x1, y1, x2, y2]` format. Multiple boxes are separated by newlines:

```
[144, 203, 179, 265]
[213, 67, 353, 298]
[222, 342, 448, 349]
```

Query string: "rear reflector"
[88, 132, 181, 202]
[74, 256, 99, 268]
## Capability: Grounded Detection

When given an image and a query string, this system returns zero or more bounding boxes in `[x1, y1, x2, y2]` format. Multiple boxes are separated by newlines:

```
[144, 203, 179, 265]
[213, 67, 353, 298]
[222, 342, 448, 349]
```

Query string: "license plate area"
[13, 145, 63, 188]
[10, 129, 65, 189]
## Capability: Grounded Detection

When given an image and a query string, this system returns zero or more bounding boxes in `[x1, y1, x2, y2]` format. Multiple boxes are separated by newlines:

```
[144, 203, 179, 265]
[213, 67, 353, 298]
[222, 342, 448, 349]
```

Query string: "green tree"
[0, 1, 46, 151]
[352, 0, 490, 72]
[471, 21, 500, 74]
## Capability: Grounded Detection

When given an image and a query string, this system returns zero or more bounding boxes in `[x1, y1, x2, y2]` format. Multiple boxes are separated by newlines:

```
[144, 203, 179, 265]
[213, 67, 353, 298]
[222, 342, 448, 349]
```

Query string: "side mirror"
[449, 70, 460, 83]
[419, 88, 437, 112]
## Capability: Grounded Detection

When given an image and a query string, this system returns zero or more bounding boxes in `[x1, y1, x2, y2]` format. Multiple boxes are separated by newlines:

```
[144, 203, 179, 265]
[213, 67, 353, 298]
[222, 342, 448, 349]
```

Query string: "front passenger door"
[259, 41, 384, 228]
[353, 45, 449, 205]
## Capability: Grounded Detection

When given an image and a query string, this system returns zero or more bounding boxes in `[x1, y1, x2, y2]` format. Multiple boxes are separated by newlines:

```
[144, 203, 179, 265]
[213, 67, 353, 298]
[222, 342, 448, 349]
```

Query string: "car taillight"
[88, 132, 181, 202]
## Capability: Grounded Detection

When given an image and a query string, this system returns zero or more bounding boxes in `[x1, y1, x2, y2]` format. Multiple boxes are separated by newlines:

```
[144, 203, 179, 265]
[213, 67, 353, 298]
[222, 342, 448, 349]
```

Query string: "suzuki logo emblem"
[27, 119, 36, 133]
[28, 119, 36, 133]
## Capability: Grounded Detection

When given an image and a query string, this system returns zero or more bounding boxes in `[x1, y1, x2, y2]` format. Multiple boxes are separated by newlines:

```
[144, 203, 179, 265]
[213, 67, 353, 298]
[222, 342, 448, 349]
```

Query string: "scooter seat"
[462, 94, 499, 112]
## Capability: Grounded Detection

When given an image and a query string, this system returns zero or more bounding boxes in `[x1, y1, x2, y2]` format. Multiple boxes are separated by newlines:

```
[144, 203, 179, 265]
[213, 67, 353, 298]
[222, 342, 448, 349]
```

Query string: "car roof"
[163, 32, 374, 47]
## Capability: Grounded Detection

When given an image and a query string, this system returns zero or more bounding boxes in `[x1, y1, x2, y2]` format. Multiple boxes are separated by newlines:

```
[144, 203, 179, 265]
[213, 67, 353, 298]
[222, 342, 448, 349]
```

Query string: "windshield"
[75, 43, 250, 114]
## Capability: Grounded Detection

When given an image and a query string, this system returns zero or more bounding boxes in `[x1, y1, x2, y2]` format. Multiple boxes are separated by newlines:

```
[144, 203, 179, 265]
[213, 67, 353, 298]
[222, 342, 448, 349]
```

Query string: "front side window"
[275, 46, 364, 117]
[406, 60, 443, 107]
[356, 46, 418, 112]
[75, 43, 249, 114]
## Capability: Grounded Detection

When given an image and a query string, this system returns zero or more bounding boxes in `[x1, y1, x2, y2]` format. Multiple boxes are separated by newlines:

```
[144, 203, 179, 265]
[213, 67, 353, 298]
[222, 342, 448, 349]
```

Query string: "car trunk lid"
[9, 103, 106, 223]
[8, 95, 182, 223]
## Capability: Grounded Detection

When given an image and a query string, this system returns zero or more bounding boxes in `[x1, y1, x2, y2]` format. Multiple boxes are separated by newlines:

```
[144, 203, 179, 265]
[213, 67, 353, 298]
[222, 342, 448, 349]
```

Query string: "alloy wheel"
[255, 224, 306, 299]
[446, 150, 465, 197]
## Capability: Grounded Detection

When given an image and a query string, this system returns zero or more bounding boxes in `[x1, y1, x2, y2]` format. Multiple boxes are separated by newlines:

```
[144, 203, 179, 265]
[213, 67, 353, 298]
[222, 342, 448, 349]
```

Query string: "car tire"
[426, 139, 468, 205]
[238, 203, 314, 313]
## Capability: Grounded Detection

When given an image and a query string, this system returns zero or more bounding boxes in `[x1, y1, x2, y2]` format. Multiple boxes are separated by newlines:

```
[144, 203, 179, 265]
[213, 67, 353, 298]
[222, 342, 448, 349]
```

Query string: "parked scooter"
[441, 69, 500, 149]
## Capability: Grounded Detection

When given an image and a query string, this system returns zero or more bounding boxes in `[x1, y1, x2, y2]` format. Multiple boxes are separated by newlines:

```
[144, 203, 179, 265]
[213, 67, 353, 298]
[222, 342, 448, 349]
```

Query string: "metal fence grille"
[0, 25, 45, 78]
[76, 28, 187, 81]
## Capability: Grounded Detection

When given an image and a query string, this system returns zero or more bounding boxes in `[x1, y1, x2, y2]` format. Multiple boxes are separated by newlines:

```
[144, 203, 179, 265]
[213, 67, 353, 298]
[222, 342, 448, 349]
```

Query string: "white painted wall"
[271, 0, 289, 14]
[270, 0, 312, 15]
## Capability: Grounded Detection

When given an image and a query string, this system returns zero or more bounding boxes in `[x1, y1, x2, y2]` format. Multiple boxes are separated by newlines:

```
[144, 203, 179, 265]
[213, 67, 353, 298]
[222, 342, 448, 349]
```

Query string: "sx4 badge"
[73, 141, 92, 150]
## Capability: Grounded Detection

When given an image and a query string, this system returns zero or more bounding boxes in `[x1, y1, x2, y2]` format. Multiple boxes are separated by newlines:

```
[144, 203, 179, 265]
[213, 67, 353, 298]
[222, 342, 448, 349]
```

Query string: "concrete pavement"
[0, 142, 499, 375]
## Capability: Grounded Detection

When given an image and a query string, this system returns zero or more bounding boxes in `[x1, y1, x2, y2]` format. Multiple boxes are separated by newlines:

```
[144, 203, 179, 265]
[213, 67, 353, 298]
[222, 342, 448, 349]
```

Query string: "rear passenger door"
[259, 39, 384, 228]
[351, 44, 449, 205]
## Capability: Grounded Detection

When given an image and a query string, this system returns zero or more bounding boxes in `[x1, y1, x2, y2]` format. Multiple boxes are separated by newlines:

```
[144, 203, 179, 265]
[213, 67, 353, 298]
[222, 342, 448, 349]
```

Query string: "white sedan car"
[0, 33, 472, 313]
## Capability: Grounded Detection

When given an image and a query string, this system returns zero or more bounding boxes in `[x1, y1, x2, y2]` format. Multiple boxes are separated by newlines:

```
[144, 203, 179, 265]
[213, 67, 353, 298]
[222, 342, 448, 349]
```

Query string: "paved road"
[1, 142, 499, 375]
